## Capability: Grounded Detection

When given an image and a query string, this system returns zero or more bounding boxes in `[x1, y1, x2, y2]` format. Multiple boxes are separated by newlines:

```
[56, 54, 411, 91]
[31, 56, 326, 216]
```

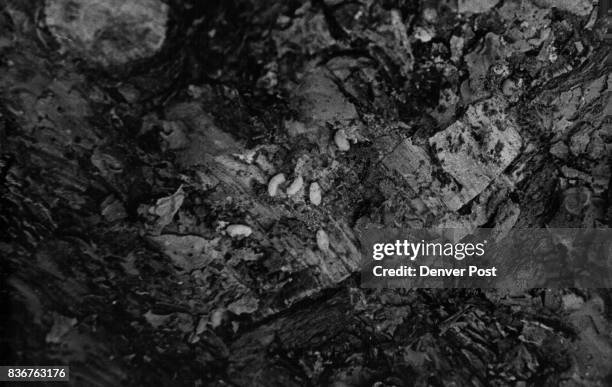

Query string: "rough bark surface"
[1, 0, 612, 386]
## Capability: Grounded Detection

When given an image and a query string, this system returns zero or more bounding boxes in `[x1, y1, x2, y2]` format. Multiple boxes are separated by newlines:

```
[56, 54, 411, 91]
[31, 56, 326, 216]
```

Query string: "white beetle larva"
[226, 224, 253, 237]
[267, 173, 286, 197]
[334, 129, 350, 151]
[286, 175, 304, 196]
[316, 229, 329, 252]
[309, 182, 322, 205]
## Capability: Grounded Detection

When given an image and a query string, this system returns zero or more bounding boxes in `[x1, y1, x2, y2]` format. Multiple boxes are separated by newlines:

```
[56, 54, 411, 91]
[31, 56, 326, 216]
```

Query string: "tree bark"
[2, 0, 612, 385]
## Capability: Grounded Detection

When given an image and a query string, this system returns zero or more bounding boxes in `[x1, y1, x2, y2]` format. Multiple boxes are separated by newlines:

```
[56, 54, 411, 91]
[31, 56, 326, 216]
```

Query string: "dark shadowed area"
[1, 0, 612, 385]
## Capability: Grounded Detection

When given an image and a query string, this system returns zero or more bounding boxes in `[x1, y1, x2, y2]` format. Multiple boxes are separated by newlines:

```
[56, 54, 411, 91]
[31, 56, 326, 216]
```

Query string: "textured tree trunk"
[2, 0, 612, 386]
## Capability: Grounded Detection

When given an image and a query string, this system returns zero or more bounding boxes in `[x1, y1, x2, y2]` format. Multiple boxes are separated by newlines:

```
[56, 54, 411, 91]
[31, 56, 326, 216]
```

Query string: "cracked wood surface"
[2, 0, 612, 385]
